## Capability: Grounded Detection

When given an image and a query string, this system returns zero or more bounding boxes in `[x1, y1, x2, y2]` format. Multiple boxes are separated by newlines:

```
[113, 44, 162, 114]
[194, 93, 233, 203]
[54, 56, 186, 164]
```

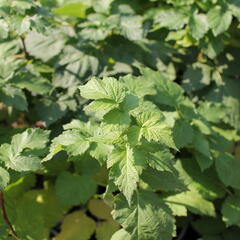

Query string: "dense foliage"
[0, 0, 240, 239]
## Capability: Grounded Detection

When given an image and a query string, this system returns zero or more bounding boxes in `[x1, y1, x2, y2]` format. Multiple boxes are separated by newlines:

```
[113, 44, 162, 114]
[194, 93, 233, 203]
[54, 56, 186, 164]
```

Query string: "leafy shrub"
[0, 0, 240, 239]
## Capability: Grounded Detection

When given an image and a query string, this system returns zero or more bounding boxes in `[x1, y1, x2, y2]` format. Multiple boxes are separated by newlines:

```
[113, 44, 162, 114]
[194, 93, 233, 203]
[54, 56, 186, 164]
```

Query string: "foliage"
[0, 0, 240, 239]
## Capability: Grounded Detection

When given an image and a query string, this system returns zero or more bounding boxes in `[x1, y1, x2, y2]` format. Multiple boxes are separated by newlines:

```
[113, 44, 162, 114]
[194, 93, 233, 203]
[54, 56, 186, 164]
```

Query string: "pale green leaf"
[189, 13, 209, 40]
[53, 3, 89, 18]
[80, 77, 125, 103]
[207, 6, 232, 36]
[136, 111, 176, 149]
[155, 9, 188, 30]
[0, 167, 9, 190]
[53, 130, 90, 156]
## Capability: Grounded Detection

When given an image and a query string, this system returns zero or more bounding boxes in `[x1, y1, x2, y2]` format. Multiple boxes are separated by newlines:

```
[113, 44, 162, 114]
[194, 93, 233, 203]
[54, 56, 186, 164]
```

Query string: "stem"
[0, 192, 19, 240]
[176, 224, 188, 240]
[20, 35, 29, 59]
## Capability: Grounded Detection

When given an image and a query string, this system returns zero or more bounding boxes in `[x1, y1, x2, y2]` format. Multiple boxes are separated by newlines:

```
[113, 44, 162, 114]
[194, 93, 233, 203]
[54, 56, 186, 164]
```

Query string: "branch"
[20, 35, 29, 59]
[176, 224, 188, 240]
[0, 192, 19, 240]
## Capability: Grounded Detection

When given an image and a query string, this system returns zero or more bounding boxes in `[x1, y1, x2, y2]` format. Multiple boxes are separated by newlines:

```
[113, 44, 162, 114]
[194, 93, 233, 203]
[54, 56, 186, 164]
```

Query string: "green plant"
[0, 0, 240, 239]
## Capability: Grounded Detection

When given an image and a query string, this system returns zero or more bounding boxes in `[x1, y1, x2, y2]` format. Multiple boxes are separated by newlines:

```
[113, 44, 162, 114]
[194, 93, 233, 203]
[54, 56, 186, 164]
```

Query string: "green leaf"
[193, 130, 211, 158]
[229, 0, 240, 21]
[25, 31, 66, 62]
[111, 229, 131, 240]
[112, 191, 175, 240]
[96, 219, 119, 240]
[0, 19, 9, 39]
[189, 12, 209, 40]
[0, 85, 28, 111]
[182, 62, 212, 92]
[12, 75, 52, 94]
[173, 119, 193, 149]
[0, 128, 49, 171]
[88, 199, 112, 220]
[140, 68, 184, 107]
[35, 100, 68, 126]
[146, 149, 175, 173]
[136, 111, 177, 149]
[215, 153, 240, 189]
[164, 190, 216, 217]
[55, 211, 96, 240]
[120, 15, 143, 41]
[0, 167, 9, 190]
[53, 130, 90, 156]
[120, 75, 156, 98]
[55, 172, 97, 205]
[142, 167, 186, 192]
[104, 109, 131, 126]
[221, 195, 240, 226]
[80, 77, 125, 103]
[53, 3, 89, 18]
[109, 146, 139, 203]
[207, 5, 232, 36]
[155, 9, 188, 30]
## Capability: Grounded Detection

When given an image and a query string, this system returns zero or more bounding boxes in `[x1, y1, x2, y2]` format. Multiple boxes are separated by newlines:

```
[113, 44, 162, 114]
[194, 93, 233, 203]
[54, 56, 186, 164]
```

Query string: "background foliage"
[0, 0, 240, 239]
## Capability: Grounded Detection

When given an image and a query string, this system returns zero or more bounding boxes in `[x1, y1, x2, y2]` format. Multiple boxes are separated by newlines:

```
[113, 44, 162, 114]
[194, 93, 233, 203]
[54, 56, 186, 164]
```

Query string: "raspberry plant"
[0, 0, 240, 239]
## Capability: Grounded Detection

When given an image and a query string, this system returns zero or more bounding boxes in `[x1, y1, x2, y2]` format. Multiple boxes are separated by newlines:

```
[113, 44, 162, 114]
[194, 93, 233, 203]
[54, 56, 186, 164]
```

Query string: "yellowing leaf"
[55, 211, 96, 240]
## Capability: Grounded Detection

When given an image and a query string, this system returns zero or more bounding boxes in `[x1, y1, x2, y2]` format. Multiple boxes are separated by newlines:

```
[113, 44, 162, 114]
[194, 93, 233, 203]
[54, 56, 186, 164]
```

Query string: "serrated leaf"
[120, 75, 156, 97]
[0, 128, 49, 171]
[136, 111, 177, 149]
[140, 68, 184, 107]
[112, 191, 175, 240]
[80, 77, 125, 102]
[108, 146, 139, 203]
[53, 130, 90, 156]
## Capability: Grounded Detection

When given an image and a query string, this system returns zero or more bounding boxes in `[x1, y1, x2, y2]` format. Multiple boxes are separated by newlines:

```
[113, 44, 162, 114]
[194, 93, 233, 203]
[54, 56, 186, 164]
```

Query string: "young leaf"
[136, 111, 177, 149]
[108, 146, 139, 203]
